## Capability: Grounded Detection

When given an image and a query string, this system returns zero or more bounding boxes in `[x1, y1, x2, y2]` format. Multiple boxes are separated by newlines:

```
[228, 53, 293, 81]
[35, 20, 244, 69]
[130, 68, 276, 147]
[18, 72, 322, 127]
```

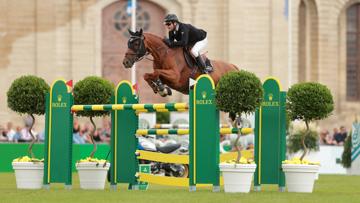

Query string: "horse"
[122, 29, 239, 97]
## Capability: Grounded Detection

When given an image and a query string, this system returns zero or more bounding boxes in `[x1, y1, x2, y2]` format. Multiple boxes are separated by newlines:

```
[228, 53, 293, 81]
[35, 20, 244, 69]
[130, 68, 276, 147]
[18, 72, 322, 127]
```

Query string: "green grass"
[1, 173, 359, 203]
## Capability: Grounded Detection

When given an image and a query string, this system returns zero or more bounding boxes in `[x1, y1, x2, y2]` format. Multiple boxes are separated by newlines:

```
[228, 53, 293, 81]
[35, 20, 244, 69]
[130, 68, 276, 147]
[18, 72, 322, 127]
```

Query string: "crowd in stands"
[0, 116, 349, 147]
[319, 126, 348, 146]
[0, 117, 111, 144]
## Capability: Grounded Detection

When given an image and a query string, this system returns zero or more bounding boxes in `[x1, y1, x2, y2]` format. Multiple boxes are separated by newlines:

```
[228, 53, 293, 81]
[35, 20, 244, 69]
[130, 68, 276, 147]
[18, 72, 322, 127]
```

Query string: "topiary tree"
[215, 70, 263, 163]
[287, 82, 334, 161]
[7, 75, 50, 158]
[73, 76, 114, 158]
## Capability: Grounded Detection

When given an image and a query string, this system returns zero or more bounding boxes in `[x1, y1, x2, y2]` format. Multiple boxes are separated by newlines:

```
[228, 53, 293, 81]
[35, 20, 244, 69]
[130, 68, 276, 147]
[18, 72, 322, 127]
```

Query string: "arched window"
[298, 0, 318, 83]
[346, 4, 360, 101]
[298, 0, 307, 82]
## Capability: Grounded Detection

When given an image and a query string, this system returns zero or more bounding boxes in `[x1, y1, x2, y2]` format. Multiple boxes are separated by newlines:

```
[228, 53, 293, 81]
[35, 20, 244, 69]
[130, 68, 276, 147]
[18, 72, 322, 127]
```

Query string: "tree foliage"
[73, 76, 114, 118]
[287, 82, 334, 123]
[215, 70, 263, 117]
[7, 75, 49, 115]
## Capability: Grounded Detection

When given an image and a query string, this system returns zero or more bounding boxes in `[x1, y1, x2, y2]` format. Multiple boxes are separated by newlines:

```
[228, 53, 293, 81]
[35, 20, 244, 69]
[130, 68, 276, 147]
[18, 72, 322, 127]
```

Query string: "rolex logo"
[268, 93, 273, 101]
[57, 95, 62, 102]
[202, 91, 207, 99]
[122, 96, 127, 104]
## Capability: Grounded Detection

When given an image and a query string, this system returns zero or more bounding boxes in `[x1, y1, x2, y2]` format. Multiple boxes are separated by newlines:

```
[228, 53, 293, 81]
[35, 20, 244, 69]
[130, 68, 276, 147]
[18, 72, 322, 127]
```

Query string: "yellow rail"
[138, 173, 225, 187]
[137, 150, 189, 164]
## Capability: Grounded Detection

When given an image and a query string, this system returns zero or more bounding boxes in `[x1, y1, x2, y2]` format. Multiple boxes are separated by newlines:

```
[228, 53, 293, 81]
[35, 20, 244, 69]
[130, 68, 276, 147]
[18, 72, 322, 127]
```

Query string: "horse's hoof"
[159, 91, 167, 97]
[166, 87, 172, 96]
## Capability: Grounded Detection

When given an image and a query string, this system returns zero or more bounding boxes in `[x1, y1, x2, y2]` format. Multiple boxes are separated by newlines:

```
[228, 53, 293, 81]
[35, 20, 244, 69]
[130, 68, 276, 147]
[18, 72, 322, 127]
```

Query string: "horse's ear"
[128, 29, 135, 36]
[139, 28, 143, 36]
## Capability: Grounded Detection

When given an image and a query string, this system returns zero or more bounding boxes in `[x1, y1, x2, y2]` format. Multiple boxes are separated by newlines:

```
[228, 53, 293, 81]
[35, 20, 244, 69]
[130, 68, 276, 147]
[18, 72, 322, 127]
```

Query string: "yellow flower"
[12, 156, 44, 163]
[282, 157, 320, 165]
[79, 157, 107, 164]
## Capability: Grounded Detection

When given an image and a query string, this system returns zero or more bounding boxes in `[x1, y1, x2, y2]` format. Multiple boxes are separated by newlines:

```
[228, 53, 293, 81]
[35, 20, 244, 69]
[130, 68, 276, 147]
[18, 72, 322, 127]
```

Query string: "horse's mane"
[143, 33, 166, 46]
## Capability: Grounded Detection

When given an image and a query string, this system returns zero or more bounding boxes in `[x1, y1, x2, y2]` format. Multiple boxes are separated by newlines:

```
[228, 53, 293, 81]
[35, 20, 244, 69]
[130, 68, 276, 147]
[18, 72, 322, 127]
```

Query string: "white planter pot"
[282, 164, 319, 193]
[12, 162, 44, 189]
[219, 163, 256, 193]
[76, 162, 110, 190]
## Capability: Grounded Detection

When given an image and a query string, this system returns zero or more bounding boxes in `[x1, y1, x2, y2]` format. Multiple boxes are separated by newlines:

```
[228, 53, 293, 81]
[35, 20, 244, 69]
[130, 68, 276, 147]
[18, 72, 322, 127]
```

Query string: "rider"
[163, 14, 213, 74]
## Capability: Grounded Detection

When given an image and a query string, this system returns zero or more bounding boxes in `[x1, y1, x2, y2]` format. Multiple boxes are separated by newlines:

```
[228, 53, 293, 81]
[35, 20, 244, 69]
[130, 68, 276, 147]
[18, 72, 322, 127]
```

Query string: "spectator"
[92, 128, 104, 143]
[37, 130, 45, 142]
[80, 122, 92, 143]
[19, 126, 37, 142]
[319, 129, 333, 145]
[13, 126, 22, 143]
[0, 125, 7, 141]
[73, 118, 85, 144]
[5, 122, 16, 142]
[101, 119, 111, 143]
[334, 126, 347, 145]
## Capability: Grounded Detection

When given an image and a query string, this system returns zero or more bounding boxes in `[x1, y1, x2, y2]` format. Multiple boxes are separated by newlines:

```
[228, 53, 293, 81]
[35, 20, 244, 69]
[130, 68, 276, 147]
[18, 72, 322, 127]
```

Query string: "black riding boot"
[195, 56, 213, 74]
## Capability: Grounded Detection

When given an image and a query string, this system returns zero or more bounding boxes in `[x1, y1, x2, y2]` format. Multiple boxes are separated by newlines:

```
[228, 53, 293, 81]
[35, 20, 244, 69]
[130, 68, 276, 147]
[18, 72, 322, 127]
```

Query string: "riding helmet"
[164, 14, 179, 23]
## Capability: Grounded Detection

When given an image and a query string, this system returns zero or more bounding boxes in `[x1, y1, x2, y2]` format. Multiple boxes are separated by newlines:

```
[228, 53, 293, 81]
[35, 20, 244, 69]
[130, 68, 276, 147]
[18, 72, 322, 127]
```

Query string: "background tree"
[341, 133, 352, 168]
[215, 70, 263, 163]
[287, 82, 334, 161]
[73, 76, 114, 158]
[7, 75, 49, 158]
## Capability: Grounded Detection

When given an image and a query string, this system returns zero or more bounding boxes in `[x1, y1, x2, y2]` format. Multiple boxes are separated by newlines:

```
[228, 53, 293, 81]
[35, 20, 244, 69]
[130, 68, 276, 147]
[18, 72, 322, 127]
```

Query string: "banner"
[351, 122, 360, 162]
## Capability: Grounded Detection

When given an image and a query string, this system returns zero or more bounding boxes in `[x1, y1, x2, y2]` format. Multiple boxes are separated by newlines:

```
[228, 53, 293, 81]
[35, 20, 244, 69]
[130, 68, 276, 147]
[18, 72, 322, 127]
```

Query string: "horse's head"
[123, 28, 147, 69]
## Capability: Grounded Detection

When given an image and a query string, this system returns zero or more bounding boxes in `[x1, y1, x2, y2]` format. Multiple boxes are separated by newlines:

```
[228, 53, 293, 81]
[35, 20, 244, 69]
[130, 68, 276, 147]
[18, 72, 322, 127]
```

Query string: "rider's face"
[165, 22, 175, 31]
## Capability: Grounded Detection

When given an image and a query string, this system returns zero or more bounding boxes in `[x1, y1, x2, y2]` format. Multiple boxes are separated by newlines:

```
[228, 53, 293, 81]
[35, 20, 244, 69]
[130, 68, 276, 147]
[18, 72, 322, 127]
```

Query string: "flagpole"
[288, 0, 292, 88]
[131, 0, 137, 86]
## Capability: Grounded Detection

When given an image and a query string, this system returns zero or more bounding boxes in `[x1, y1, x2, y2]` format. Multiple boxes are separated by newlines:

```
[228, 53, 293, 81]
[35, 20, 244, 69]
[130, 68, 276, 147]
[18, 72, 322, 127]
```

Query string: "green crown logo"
[57, 95, 62, 102]
[202, 91, 207, 99]
[268, 93, 273, 101]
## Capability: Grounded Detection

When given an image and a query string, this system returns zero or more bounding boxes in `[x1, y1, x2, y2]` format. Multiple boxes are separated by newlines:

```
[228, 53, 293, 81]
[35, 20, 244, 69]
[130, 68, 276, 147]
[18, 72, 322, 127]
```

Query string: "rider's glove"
[163, 38, 171, 47]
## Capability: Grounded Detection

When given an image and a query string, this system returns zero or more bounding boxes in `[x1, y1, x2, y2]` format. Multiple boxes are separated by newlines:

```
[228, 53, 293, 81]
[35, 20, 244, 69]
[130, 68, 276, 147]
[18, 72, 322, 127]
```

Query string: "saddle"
[183, 47, 212, 70]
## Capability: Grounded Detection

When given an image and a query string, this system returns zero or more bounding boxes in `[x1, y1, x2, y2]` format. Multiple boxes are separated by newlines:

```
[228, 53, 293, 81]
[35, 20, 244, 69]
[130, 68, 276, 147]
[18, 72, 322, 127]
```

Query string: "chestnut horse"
[123, 29, 238, 96]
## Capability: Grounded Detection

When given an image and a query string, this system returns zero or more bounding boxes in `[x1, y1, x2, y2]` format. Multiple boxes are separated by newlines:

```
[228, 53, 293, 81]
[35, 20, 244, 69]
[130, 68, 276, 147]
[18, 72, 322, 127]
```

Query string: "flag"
[132, 83, 138, 92]
[284, 0, 289, 20]
[351, 122, 360, 162]
[66, 80, 72, 87]
[126, 0, 132, 16]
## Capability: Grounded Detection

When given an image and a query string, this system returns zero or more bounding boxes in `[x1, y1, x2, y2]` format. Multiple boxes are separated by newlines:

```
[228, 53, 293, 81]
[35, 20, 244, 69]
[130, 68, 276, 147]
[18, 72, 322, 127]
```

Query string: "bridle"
[127, 35, 149, 62]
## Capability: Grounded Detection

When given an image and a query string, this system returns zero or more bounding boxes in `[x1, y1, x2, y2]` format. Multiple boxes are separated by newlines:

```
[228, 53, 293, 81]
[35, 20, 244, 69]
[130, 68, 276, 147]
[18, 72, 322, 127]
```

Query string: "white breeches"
[191, 37, 208, 57]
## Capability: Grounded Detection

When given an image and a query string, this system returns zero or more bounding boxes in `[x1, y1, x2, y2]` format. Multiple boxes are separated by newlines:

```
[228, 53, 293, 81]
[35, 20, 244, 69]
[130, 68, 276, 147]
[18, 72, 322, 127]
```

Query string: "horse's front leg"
[144, 73, 159, 94]
[143, 72, 172, 97]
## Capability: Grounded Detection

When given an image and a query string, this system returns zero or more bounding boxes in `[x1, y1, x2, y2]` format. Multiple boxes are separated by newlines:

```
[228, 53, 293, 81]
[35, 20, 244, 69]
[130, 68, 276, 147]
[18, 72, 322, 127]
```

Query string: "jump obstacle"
[43, 75, 286, 191]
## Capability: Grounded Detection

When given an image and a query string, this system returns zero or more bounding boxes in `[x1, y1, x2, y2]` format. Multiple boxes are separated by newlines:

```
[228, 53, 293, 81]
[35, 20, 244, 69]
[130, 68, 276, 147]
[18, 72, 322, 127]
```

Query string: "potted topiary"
[7, 75, 49, 189]
[283, 82, 334, 193]
[73, 76, 114, 189]
[215, 70, 263, 193]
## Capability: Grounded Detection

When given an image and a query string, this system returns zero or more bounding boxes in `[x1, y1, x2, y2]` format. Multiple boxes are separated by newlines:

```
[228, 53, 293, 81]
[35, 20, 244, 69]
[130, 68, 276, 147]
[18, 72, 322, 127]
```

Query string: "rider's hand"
[163, 38, 171, 46]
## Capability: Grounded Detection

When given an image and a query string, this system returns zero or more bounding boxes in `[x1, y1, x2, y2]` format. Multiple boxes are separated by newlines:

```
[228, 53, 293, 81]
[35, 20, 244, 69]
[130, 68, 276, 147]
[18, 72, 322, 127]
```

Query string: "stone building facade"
[0, 0, 359, 130]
